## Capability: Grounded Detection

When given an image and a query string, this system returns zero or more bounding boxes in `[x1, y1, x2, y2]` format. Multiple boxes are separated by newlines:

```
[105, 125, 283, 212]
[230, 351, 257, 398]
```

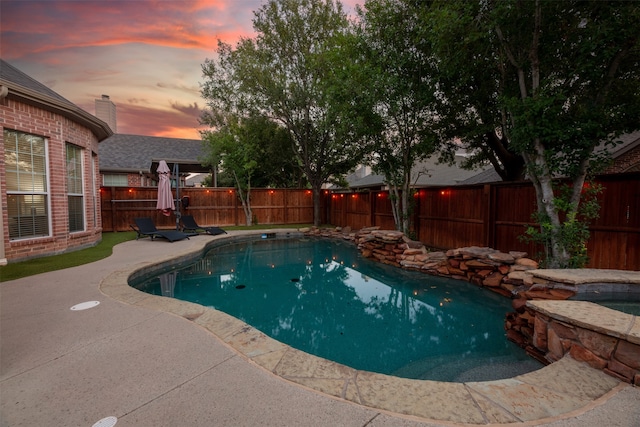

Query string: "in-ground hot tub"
[519, 269, 640, 384]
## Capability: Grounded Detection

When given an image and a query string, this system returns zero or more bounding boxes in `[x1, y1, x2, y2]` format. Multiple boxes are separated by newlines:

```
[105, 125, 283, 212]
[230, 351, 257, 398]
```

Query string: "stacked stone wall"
[305, 225, 540, 298]
[527, 311, 640, 385]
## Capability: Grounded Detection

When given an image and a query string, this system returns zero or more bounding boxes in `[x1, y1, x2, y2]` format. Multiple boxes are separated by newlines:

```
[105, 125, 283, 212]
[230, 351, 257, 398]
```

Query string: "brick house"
[98, 133, 208, 188]
[602, 131, 640, 173]
[0, 60, 113, 264]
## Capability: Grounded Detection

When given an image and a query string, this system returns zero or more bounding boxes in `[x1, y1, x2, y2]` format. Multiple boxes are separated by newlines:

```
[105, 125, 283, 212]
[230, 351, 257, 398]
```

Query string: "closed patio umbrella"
[156, 160, 175, 216]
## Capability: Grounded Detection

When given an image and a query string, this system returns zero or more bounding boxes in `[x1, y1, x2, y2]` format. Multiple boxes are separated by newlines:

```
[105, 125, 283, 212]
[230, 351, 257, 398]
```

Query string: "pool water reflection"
[132, 237, 541, 381]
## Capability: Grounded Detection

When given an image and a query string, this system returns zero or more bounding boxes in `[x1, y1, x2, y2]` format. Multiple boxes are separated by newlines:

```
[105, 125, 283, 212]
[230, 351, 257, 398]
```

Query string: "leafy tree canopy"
[344, 0, 442, 233]
[201, 0, 366, 226]
[423, 0, 640, 266]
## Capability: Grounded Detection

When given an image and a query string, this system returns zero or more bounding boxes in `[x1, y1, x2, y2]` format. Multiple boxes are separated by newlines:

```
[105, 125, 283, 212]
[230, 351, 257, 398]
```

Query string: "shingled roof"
[0, 59, 112, 140]
[339, 154, 496, 190]
[98, 133, 209, 174]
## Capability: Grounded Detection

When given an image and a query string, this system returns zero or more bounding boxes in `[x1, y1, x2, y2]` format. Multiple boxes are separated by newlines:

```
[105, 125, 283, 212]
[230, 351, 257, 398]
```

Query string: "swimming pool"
[131, 236, 541, 381]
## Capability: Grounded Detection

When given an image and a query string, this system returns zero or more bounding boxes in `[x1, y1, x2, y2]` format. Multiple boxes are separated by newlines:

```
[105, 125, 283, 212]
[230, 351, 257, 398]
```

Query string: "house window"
[66, 143, 84, 232]
[103, 174, 128, 186]
[4, 130, 50, 239]
[91, 153, 98, 226]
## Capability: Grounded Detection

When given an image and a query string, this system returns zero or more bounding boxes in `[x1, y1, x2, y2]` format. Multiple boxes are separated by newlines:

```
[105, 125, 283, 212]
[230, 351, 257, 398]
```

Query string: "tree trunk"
[485, 131, 525, 181]
[401, 180, 410, 235]
[497, 2, 573, 266]
[389, 186, 402, 232]
[525, 143, 570, 268]
[238, 189, 252, 226]
[399, 158, 415, 235]
[312, 183, 322, 227]
[233, 171, 252, 226]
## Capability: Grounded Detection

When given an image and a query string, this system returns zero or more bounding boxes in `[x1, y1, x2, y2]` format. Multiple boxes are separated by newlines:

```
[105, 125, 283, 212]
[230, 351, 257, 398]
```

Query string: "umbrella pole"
[173, 163, 181, 230]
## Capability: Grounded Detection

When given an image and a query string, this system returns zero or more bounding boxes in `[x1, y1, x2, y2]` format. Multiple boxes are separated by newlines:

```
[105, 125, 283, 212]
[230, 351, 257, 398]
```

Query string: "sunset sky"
[1, 0, 360, 140]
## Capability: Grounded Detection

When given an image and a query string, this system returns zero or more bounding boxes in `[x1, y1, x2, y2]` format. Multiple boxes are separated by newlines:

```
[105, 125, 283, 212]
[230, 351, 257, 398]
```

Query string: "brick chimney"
[95, 94, 117, 133]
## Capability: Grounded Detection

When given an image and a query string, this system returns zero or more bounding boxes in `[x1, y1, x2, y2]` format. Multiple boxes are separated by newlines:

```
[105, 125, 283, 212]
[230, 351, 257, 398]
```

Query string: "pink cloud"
[2, 0, 364, 139]
[2, 0, 253, 58]
[108, 102, 204, 140]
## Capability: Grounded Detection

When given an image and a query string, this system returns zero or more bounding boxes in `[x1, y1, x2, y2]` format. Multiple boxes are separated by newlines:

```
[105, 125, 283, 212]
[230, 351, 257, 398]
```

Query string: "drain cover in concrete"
[70, 301, 100, 311]
[92, 416, 117, 427]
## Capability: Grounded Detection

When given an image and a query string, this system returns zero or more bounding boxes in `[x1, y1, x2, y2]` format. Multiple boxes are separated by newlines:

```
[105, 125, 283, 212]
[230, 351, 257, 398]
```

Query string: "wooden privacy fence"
[328, 172, 639, 271]
[100, 187, 316, 231]
[101, 172, 639, 270]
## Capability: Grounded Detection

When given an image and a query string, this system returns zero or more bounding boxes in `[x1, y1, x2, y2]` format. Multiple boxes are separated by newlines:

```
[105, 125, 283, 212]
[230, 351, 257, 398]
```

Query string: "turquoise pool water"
[131, 236, 541, 381]
[572, 292, 640, 316]
[598, 301, 640, 315]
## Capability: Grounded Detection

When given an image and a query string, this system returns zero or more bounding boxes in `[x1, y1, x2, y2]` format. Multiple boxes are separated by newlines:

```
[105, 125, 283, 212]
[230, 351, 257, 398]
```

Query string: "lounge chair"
[131, 217, 191, 242]
[180, 215, 227, 236]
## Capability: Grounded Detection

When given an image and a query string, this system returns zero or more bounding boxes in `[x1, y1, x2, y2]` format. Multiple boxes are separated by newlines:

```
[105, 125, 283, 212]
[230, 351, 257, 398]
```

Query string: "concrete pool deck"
[1, 230, 638, 426]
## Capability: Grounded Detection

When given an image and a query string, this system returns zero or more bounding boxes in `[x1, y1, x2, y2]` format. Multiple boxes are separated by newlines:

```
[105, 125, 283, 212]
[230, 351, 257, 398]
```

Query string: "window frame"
[102, 173, 128, 187]
[91, 153, 98, 226]
[4, 129, 51, 240]
[66, 142, 85, 233]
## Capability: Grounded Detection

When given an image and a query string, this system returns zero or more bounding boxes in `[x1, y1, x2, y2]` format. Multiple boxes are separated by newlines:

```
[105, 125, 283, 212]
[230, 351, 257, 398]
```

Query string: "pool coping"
[527, 300, 640, 345]
[100, 230, 630, 425]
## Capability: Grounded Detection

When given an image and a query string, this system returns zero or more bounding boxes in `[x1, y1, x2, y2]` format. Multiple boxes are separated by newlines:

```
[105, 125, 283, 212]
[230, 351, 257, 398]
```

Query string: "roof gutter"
[0, 80, 113, 141]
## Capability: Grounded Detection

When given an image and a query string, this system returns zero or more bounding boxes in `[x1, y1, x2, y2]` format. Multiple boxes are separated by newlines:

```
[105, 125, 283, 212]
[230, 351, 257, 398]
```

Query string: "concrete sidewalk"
[1, 232, 638, 427]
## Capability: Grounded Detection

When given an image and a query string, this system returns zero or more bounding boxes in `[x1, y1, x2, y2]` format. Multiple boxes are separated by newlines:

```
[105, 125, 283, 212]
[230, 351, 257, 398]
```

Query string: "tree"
[422, 0, 525, 181]
[345, 0, 440, 234]
[201, 113, 299, 225]
[201, 113, 256, 225]
[201, 0, 365, 226]
[425, 0, 640, 267]
[257, 120, 308, 188]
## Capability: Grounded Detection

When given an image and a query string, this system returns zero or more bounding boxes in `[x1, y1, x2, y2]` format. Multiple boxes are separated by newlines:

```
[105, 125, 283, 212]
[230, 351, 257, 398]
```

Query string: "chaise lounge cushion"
[180, 215, 226, 236]
[131, 217, 191, 242]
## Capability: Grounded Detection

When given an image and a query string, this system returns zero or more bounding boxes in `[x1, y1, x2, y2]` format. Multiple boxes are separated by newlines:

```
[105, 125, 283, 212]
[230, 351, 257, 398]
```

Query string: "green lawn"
[0, 224, 314, 282]
[0, 232, 137, 282]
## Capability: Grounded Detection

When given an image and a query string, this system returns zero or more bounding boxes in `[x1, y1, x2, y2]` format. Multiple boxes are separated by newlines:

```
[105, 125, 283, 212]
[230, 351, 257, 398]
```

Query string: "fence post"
[413, 189, 421, 238]
[343, 193, 348, 227]
[484, 184, 494, 248]
[370, 190, 375, 227]
[323, 190, 329, 225]
[234, 190, 239, 226]
[110, 187, 117, 232]
[284, 189, 289, 224]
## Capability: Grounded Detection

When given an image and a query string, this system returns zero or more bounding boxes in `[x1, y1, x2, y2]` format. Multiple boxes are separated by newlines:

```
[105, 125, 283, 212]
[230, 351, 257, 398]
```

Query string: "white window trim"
[66, 143, 85, 233]
[91, 154, 97, 227]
